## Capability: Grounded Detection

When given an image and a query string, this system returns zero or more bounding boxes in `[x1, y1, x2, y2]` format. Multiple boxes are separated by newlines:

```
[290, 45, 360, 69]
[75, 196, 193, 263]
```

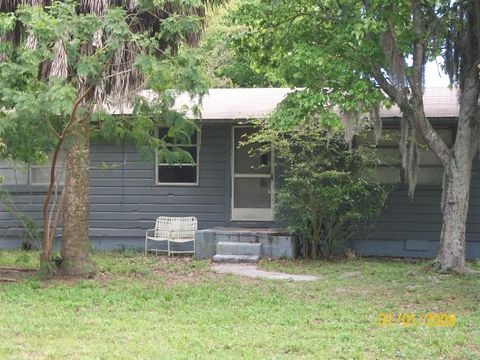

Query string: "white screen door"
[231, 126, 274, 221]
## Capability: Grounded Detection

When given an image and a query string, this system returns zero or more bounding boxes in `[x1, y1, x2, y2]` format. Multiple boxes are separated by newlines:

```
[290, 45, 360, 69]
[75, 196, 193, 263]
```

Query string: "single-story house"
[0, 87, 479, 259]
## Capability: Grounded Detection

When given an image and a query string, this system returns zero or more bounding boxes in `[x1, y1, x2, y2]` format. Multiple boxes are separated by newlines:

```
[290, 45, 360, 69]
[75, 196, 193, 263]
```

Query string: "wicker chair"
[145, 216, 197, 256]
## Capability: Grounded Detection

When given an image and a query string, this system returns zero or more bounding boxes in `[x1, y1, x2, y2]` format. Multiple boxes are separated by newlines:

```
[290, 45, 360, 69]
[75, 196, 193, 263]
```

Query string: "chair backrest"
[155, 216, 197, 240]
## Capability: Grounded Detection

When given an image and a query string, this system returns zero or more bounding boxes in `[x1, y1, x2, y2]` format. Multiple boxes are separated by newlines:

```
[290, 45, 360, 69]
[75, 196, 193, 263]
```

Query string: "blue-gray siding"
[0, 124, 232, 249]
[352, 162, 480, 259]
[0, 122, 479, 258]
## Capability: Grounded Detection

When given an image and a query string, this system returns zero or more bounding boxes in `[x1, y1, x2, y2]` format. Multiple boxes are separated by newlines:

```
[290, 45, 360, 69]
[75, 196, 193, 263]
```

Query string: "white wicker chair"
[145, 216, 197, 256]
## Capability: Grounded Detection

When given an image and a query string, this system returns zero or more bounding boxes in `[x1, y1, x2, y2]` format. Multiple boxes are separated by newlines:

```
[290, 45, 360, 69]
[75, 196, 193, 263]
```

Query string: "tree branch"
[410, 0, 425, 98]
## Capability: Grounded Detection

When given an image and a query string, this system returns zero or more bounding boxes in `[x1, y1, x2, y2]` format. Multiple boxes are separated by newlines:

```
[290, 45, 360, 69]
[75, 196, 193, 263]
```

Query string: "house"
[0, 88, 479, 259]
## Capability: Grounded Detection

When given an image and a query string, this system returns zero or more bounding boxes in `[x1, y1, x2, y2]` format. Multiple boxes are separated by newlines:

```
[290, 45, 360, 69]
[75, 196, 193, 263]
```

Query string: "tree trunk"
[436, 167, 471, 273]
[435, 81, 478, 273]
[60, 119, 95, 276]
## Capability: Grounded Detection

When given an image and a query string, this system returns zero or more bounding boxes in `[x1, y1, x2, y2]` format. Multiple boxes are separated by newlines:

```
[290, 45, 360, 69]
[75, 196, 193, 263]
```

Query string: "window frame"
[29, 164, 66, 186]
[0, 156, 66, 188]
[29, 152, 67, 186]
[0, 160, 29, 186]
[154, 127, 201, 186]
[356, 125, 455, 188]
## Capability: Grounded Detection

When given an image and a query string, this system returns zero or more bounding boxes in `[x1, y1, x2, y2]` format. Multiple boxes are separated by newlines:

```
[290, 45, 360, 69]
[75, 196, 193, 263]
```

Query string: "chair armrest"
[146, 229, 155, 237]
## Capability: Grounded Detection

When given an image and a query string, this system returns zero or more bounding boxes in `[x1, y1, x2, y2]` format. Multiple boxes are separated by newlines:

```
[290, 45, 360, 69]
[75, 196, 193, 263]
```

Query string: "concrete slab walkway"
[212, 263, 319, 282]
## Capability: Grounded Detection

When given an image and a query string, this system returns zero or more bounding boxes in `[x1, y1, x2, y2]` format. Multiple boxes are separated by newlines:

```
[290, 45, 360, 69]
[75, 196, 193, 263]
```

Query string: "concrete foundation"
[195, 227, 297, 259]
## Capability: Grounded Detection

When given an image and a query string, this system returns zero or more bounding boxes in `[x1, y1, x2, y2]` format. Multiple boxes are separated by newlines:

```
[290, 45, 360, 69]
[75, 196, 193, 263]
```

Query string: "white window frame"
[231, 125, 275, 222]
[155, 127, 201, 186]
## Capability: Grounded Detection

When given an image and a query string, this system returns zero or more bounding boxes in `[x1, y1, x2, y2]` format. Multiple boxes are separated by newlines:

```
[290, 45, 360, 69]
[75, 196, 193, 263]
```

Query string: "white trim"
[231, 125, 275, 222]
[155, 127, 201, 186]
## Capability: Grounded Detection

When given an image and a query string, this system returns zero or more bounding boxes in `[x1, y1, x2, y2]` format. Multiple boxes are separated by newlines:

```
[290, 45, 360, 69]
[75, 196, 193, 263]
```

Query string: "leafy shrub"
[248, 120, 390, 259]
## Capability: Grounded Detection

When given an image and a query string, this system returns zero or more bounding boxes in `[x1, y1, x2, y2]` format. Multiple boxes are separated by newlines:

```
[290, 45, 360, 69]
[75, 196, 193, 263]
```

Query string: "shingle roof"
[379, 87, 459, 118]
[173, 88, 293, 120]
[117, 87, 460, 119]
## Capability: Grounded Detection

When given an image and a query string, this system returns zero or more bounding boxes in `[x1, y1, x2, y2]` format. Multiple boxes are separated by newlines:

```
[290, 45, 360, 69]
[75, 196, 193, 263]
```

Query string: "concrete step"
[215, 234, 260, 243]
[212, 254, 260, 263]
[216, 241, 263, 256]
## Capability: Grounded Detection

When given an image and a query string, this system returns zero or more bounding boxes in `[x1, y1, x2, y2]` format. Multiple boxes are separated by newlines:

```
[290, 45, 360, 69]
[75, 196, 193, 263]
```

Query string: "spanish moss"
[340, 110, 359, 148]
[370, 105, 381, 144]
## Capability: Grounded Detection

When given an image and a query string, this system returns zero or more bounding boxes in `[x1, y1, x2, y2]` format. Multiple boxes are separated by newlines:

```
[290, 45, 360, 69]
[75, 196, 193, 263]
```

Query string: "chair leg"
[168, 240, 171, 256]
[145, 236, 148, 256]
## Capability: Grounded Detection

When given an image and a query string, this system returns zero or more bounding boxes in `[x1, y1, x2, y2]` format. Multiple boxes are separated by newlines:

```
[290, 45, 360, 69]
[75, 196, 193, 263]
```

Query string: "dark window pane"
[158, 165, 197, 183]
[31, 166, 66, 185]
[363, 167, 402, 184]
[0, 167, 28, 185]
[158, 127, 197, 145]
[417, 167, 443, 185]
[165, 146, 198, 163]
[158, 127, 169, 139]
[234, 127, 270, 174]
[234, 178, 271, 208]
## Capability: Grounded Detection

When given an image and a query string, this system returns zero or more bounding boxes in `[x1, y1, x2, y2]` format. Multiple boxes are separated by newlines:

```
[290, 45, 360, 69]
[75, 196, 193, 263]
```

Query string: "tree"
[247, 118, 389, 259]
[233, 0, 480, 273]
[196, 0, 281, 87]
[0, 0, 221, 275]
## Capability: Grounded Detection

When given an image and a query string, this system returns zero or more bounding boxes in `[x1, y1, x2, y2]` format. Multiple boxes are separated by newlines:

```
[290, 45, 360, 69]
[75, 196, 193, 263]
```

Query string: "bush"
[247, 120, 390, 259]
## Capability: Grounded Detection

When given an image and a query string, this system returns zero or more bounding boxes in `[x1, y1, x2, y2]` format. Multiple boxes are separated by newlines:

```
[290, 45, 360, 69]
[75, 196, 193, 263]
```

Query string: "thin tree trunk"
[60, 119, 95, 276]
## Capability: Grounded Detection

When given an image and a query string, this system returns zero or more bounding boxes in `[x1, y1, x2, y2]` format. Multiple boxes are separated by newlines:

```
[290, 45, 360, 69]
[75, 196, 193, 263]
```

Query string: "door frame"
[230, 125, 275, 222]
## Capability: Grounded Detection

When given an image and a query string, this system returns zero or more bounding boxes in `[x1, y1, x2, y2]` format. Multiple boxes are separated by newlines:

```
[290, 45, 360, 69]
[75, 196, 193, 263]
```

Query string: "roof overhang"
[110, 87, 460, 120]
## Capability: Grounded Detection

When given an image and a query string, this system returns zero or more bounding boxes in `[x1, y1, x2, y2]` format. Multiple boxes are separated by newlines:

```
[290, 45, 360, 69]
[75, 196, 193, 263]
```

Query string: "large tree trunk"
[436, 165, 471, 273]
[435, 77, 479, 273]
[60, 119, 95, 276]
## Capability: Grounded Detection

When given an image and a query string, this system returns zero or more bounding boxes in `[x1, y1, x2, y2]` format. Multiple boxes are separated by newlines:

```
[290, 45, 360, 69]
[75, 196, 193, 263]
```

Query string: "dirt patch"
[0, 267, 36, 283]
[150, 257, 219, 285]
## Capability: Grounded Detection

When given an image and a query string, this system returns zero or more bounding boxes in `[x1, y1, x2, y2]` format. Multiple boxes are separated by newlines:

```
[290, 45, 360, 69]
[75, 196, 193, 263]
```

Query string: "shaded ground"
[0, 250, 479, 359]
[0, 267, 36, 283]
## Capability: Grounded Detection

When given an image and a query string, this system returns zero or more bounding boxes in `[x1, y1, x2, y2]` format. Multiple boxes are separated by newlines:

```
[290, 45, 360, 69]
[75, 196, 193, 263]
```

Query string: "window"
[30, 152, 66, 185]
[356, 128, 454, 186]
[156, 128, 200, 185]
[0, 160, 28, 186]
[0, 153, 66, 187]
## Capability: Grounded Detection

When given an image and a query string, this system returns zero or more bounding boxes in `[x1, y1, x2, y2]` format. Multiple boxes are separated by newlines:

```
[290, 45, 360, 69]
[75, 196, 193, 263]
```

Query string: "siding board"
[0, 125, 229, 246]
[1, 122, 479, 258]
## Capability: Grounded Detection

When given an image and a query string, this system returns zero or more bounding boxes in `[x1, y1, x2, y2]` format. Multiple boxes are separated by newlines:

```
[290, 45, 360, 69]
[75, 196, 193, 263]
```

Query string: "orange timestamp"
[378, 313, 456, 327]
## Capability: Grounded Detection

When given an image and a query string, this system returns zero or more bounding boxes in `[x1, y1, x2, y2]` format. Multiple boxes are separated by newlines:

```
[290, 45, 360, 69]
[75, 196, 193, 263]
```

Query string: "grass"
[0, 250, 479, 359]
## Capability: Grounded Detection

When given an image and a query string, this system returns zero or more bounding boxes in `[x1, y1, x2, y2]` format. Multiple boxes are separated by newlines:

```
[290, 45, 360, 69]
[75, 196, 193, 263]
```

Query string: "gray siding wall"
[0, 121, 479, 258]
[0, 124, 231, 250]
[351, 161, 480, 259]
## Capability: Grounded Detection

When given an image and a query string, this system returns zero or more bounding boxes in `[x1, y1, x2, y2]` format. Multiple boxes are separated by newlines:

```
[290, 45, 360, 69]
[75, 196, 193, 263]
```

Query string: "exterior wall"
[350, 118, 479, 260]
[351, 160, 480, 260]
[0, 124, 232, 250]
[0, 120, 479, 259]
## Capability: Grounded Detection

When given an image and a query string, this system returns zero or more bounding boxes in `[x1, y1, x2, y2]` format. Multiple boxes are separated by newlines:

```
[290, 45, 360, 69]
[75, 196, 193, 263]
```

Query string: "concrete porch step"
[215, 234, 260, 243]
[212, 254, 260, 263]
[216, 241, 263, 256]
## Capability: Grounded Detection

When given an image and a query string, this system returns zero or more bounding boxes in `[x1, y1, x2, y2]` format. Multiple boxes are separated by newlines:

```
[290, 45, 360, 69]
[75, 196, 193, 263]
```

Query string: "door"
[231, 126, 274, 221]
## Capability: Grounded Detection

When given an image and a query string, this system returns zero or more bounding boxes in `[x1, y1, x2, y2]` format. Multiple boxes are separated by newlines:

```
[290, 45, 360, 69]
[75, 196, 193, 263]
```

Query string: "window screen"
[356, 128, 454, 186]
[156, 128, 199, 185]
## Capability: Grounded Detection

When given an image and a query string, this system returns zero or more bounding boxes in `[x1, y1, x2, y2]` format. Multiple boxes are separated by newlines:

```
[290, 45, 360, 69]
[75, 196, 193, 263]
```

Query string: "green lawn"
[0, 251, 479, 359]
